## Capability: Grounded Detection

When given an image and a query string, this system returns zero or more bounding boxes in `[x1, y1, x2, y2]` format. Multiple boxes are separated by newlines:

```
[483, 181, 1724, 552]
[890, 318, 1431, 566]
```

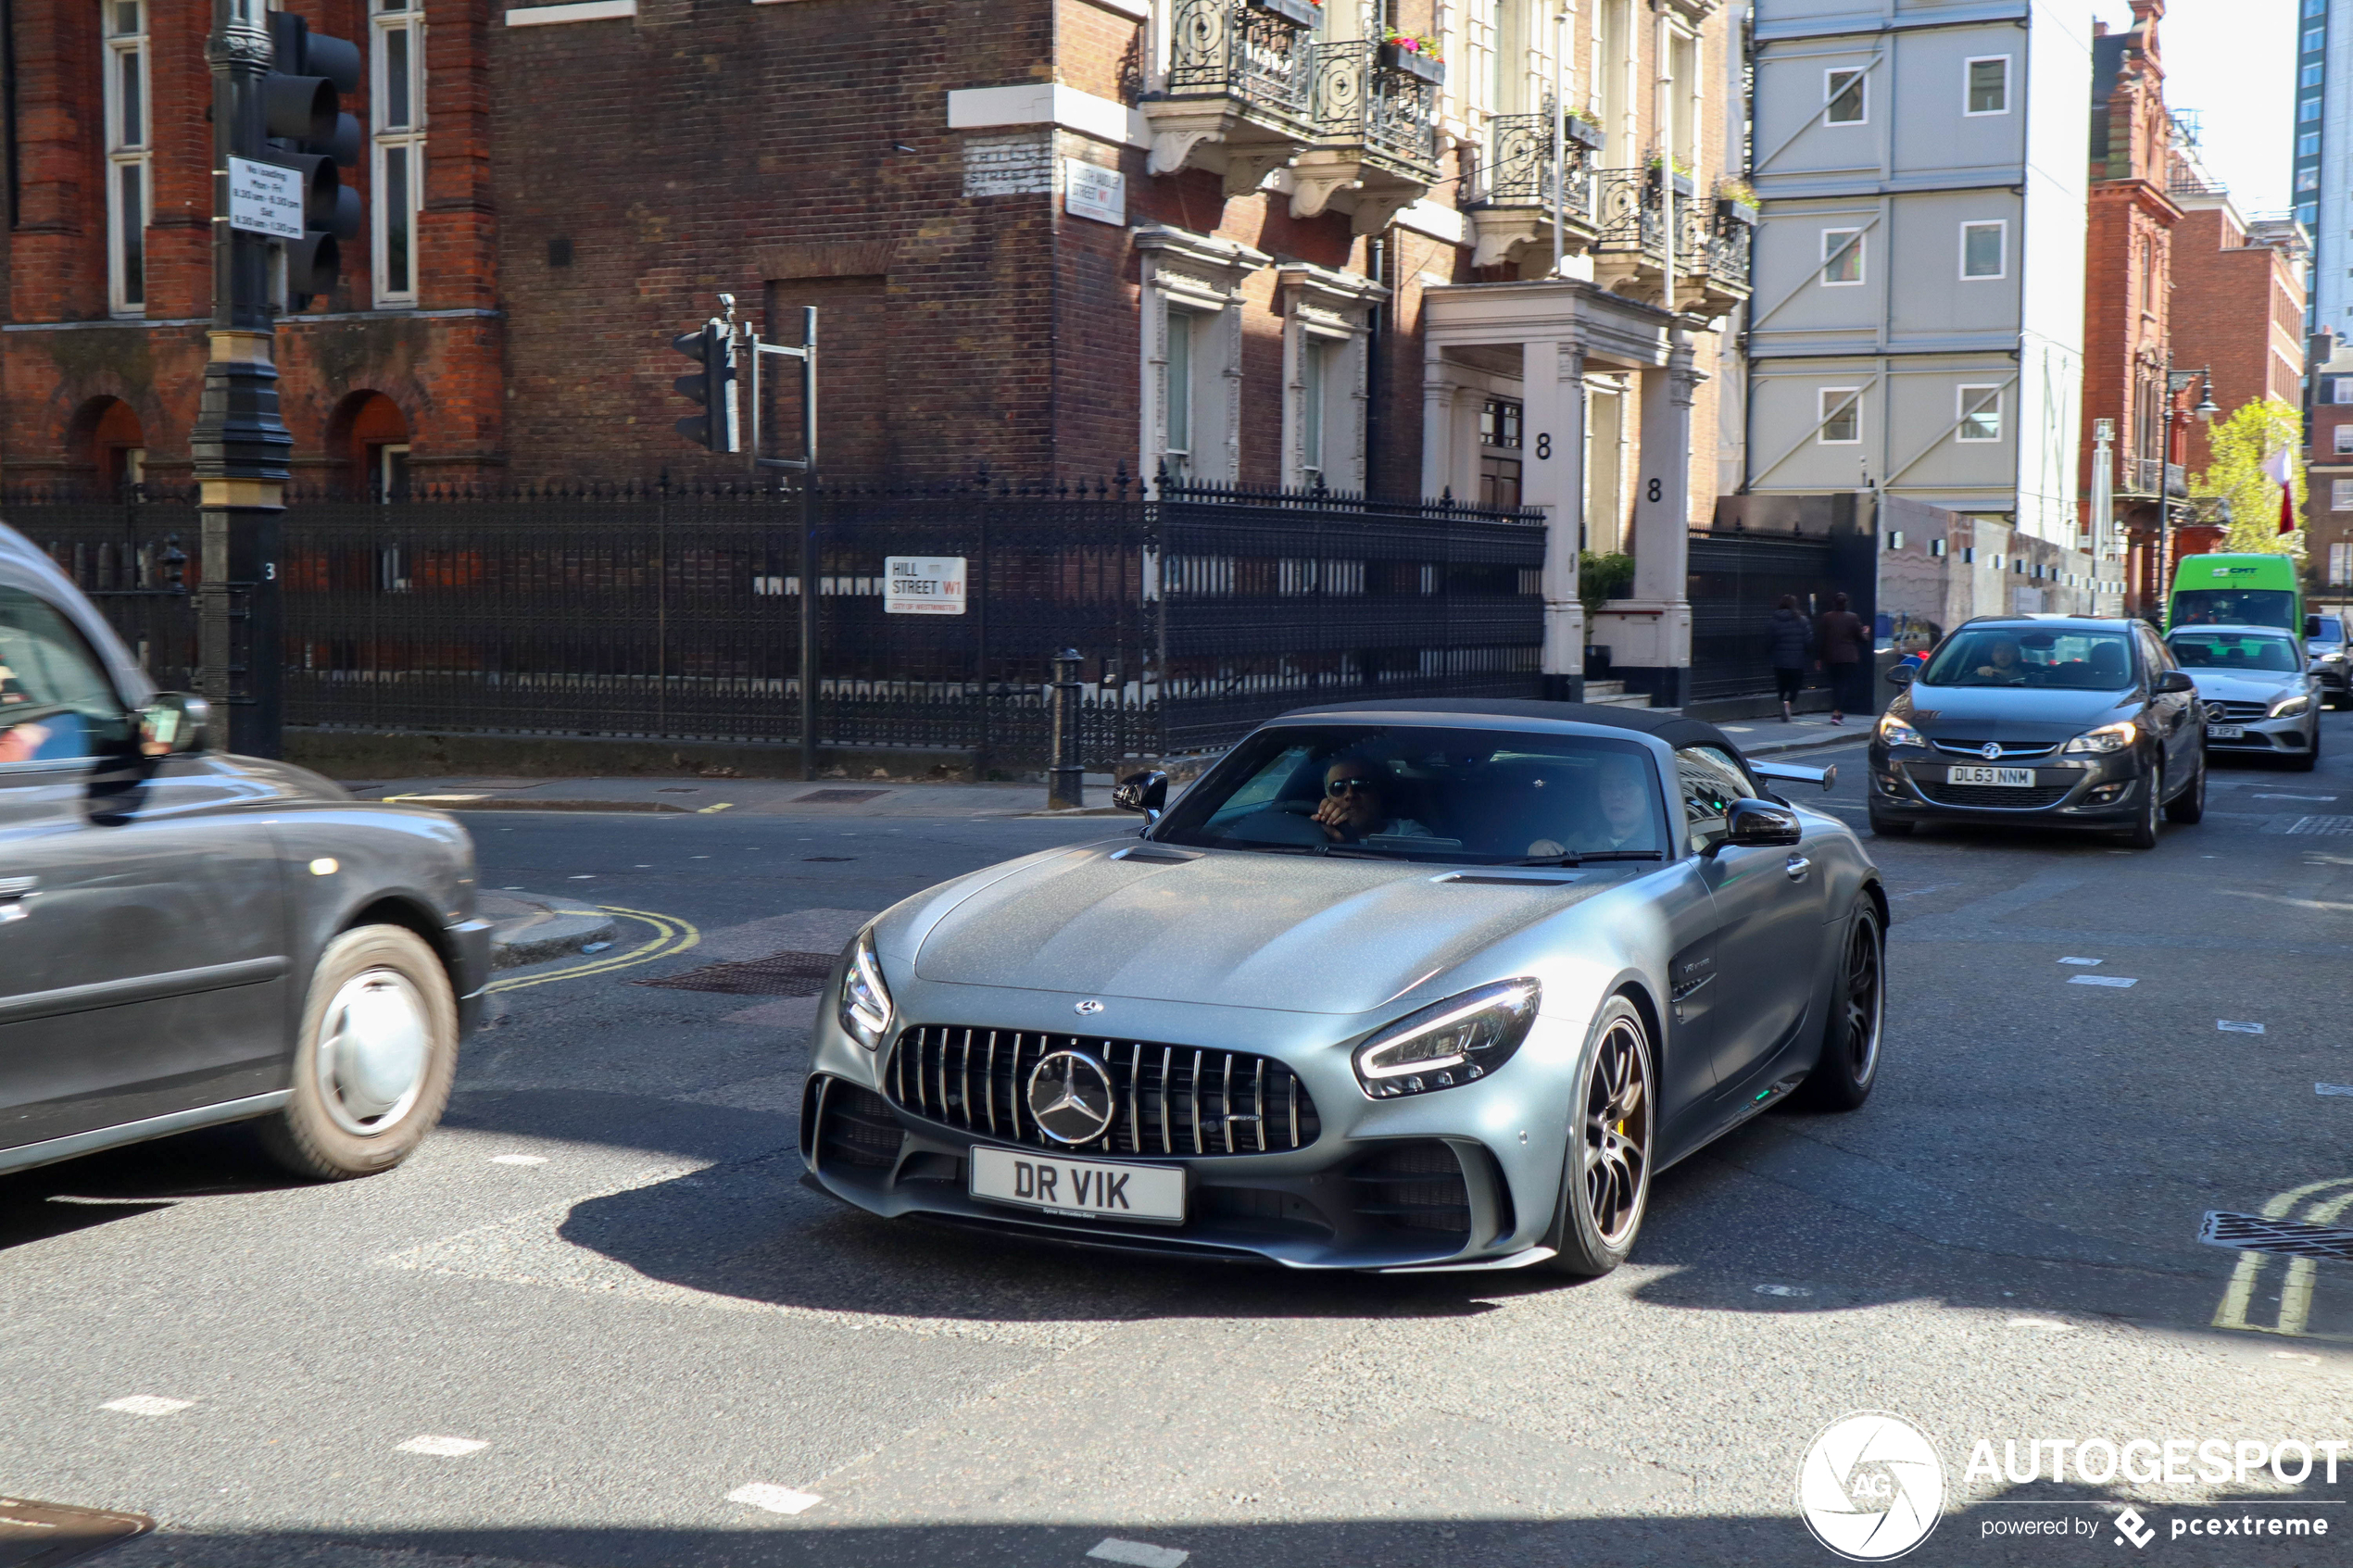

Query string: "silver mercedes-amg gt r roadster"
[799, 699, 1886, 1275]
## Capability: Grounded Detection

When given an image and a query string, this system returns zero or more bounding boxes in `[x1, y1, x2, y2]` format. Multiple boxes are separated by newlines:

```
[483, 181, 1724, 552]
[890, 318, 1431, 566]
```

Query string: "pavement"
[7, 714, 2352, 1568]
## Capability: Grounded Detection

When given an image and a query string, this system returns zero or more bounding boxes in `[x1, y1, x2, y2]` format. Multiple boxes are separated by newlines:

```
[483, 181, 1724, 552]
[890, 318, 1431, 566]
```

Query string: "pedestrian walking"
[1812, 591, 1868, 724]
[1768, 594, 1810, 722]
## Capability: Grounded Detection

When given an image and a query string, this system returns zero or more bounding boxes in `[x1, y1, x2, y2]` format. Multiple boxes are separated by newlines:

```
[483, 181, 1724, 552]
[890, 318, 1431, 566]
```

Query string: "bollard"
[1048, 648, 1084, 810]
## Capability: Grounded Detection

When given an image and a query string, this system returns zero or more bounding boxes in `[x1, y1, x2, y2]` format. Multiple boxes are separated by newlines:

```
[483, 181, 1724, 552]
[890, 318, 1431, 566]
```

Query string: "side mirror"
[1112, 770, 1168, 821]
[140, 692, 211, 757]
[1718, 797, 1803, 851]
[1885, 664, 1915, 687]
[2153, 670, 2196, 696]
[2308, 614, 2323, 638]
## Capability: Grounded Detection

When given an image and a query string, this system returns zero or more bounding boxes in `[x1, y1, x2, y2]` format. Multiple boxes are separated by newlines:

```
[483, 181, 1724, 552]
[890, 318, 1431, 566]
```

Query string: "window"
[1957, 385, 2002, 442]
[372, 0, 425, 304]
[2301, 167, 2322, 192]
[2302, 203, 2319, 225]
[2302, 97, 2322, 121]
[1964, 56, 2008, 115]
[2305, 62, 2326, 86]
[1480, 397, 1523, 450]
[2331, 542, 2353, 585]
[2335, 424, 2353, 454]
[1820, 227, 1864, 284]
[103, 0, 149, 316]
[1960, 220, 2006, 279]
[371, 444, 411, 502]
[1164, 307, 1199, 479]
[2307, 27, 2326, 50]
[1673, 746, 1755, 853]
[1818, 387, 1861, 445]
[1480, 397, 1523, 508]
[1299, 335, 1333, 485]
[0, 587, 132, 769]
[1824, 68, 1867, 125]
[2336, 378, 2353, 404]
[2334, 479, 2353, 511]
[2303, 132, 2322, 157]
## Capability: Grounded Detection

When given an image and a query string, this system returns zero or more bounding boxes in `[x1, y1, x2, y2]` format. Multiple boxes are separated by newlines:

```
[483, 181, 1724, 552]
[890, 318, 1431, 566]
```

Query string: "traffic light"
[264, 11, 362, 305]
[672, 320, 740, 453]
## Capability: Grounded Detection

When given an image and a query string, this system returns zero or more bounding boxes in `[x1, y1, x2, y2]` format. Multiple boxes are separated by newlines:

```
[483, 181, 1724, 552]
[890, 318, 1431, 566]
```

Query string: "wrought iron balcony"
[2119, 457, 2187, 498]
[1592, 169, 1666, 264]
[1674, 197, 1753, 310]
[1143, 0, 1319, 193]
[1286, 35, 1441, 228]
[1462, 111, 1598, 269]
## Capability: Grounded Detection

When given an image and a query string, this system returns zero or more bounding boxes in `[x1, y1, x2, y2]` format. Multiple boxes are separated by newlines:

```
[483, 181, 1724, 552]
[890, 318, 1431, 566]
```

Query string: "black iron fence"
[1685, 529, 1840, 703]
[7, 480, 1545, 768]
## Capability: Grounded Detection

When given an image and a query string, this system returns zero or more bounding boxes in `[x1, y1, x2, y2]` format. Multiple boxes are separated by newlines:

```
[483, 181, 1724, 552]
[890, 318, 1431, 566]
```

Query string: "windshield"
[2171, 589, 2297, 632]
[2168, 631, 2301, 672]
[1153, 724, 1673, 863]
[2312, 616, 2346, 645]
[1917, 626, 2137, 691]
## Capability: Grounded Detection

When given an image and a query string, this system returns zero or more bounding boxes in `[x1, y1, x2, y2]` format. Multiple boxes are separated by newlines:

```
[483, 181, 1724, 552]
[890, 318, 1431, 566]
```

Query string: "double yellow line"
[486, 904, 701, 994]
[2213, 1175, 2353, 1343]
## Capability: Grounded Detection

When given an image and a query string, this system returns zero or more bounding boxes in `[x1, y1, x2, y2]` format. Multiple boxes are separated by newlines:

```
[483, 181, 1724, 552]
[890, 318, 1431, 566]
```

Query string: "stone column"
[1614, 329, 1703, 709]
[1522, 336, 1589, 700]
[1421, 346, 1455, 501]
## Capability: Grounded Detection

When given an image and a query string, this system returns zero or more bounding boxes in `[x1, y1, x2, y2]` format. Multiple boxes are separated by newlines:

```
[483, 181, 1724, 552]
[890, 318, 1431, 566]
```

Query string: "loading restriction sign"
[884, 556, 967, 615]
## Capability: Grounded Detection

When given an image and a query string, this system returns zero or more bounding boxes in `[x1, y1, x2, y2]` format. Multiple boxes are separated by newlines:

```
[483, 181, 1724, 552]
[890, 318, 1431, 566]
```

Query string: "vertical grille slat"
[883, 1027, 1320, 1159]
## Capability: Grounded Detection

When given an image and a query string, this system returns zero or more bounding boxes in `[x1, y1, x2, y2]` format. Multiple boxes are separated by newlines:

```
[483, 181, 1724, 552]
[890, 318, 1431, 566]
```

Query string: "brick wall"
[2172, 204, 2309, 475]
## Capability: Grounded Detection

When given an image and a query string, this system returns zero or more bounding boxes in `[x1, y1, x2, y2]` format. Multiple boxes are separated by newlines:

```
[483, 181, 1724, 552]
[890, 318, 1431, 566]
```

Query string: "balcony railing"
[1676, 199, 1753, 293]
[1592, 169, 1666, 262]
[1161, 0, 1317, 132]
[1466, 111, 1596, 227]
[2121, 457, 2189, 497]
[1310, 39, 1441, 182]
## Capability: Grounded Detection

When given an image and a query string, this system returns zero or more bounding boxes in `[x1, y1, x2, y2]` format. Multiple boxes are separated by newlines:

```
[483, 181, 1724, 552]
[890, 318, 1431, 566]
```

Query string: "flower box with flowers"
[1379, 35, 1446, 85]
[1249, 0, 1320, 30]
[1565, 113, 1605, 152]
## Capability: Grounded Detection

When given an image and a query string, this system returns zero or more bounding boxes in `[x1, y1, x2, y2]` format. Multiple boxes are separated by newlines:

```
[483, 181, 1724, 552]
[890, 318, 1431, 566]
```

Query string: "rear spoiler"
[1753, 759, 1837, 793]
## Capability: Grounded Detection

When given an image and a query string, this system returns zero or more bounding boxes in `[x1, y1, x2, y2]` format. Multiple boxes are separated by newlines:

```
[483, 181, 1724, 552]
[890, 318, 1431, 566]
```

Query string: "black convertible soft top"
[1281, 698, 1751, 761]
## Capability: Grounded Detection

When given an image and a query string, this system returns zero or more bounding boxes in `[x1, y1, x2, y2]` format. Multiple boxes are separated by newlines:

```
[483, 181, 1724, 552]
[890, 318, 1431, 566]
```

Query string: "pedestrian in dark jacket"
[1812, 591, 1868, 724]
[1768, 596, 1810, 722]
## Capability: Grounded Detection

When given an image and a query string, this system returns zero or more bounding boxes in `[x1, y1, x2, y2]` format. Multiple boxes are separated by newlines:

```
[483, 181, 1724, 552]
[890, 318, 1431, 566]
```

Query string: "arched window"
[67, 395, 147, 498]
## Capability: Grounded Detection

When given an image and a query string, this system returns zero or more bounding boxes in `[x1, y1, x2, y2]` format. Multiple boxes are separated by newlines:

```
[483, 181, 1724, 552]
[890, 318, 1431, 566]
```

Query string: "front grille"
[1348, 1141, 1471, 1236]
[1931, 739, 2057, 759]
[1917, 781, 2074, 809]
[2207, 699, 2269, 721]
[886, 1026, 1322, 1157]
[813, 1080, 901, 1171]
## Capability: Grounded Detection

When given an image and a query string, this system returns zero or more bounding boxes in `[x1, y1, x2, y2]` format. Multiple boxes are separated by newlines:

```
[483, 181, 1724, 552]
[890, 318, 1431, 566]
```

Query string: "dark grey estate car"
[0, 522, 488, 1181]
[1869, 616, 2205, 847]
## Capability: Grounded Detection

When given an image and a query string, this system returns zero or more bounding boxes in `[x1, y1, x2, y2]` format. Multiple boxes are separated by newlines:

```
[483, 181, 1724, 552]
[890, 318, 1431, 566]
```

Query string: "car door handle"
[1784, 856, 1811, 881]
[0, 876, 32, 923]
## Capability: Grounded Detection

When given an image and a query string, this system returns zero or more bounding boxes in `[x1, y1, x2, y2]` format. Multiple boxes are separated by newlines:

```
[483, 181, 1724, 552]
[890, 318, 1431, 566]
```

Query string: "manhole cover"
[2288, 816, 2353, 835]
[797, 788, 889, 804]
[634, 950, 837, 997]
[2201, 1210, 2353, 1262]
[0, 1498, 150, 1567]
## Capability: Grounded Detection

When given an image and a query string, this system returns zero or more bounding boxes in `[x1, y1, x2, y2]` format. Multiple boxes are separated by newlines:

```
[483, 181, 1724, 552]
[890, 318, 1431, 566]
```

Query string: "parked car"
[800, 699, 1885, 1276]
[2308, 611, 2350, 709]
[0, 522, 488, 1181]
[1869, 616, 2205, 847]
[2166, 624, 2323, 771]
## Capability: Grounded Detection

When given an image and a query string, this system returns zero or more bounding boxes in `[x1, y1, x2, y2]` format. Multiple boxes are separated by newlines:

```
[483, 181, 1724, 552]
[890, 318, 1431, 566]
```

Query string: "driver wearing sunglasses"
[1311, 759, 1432, 845]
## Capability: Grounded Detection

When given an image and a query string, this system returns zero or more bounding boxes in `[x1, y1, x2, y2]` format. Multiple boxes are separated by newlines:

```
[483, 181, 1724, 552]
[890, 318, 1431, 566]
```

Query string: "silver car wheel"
[1841, 909, 1884, 1088]
[315, 967, 432, 1136]
[1581, 1014, 1652, 1248]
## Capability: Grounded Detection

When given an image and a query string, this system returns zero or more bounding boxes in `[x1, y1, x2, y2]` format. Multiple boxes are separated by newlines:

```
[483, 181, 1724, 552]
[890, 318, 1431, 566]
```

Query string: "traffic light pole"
[193, 0, 288, 756]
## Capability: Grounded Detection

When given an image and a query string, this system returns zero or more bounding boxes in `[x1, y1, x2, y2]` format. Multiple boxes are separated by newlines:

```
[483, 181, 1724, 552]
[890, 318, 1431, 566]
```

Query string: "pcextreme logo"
[1797, 1411, 1946, 1562]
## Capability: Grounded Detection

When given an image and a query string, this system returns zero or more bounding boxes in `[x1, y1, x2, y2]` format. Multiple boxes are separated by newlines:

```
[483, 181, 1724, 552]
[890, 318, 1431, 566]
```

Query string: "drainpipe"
[1655, 3, 1674, 315]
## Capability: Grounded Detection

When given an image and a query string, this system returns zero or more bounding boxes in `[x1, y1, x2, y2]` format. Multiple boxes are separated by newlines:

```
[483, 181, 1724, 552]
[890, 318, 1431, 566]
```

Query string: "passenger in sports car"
[1527, 749, 1663, 858]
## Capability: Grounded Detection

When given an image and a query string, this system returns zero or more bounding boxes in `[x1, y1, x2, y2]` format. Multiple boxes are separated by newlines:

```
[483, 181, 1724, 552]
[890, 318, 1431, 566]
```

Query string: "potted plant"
[1379, 30, 1446, 85]
[1251, 0, 1320, 29]
[1646, 153, 1696, 198]
[1578, 549, 1635, 632]
[1564, 107, 1605, 153]
[1715, 177, 1757, 226]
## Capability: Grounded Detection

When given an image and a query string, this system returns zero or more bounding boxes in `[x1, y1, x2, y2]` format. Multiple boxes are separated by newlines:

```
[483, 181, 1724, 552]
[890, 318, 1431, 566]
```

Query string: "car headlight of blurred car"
[2271, 691, 2315, 718]
[2064, 720, 2138, 755]
[1876, 712, 1928, 749]
[1354, 979, 1540, 1098]
[838, 926, 895, 1049]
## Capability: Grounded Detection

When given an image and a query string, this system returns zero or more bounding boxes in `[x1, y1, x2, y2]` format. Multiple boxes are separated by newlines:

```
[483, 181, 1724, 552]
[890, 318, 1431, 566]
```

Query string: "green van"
[2168, 553, 2303, 634]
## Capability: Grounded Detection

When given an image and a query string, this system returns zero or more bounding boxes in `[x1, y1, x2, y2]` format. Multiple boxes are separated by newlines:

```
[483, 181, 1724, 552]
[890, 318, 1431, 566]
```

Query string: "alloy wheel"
[1581, 1015, 1652, 1248]
[1841, 910, 1884, 1087]
[314, 967, 433, 1136]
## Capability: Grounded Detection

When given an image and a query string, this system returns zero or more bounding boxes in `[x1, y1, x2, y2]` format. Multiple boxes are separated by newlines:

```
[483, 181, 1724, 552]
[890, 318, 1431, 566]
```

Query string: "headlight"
[837, 926, 895, 1049]
[1876, 712, 1928, 749]
[2272, 691, 2314, 718]
[2320, 651, 2346, 663]
[1353, 979, 1539, 1098]
[2064, 721, 2138, 755]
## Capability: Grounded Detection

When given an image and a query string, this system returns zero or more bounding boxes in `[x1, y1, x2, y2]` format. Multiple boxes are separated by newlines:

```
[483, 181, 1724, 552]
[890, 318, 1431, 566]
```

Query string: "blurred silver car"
[2166, 624, 2323, 771]
[800, 700, 1887, 1277]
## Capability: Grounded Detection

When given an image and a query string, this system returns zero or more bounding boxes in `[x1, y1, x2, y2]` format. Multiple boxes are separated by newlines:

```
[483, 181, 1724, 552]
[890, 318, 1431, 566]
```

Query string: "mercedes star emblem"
[1075, 998, 1105, 1016]
[1980, 743, 2002, 761]
[1026, 1050, 1117, 1145]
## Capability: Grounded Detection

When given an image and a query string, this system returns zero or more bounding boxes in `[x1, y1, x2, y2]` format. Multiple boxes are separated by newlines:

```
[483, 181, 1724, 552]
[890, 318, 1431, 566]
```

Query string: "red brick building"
[2080, 2, 2178, 616]
[1, 0, 500, 495]
[2169, 202, 2308, 475]
[2305, 333, 2353, 595]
